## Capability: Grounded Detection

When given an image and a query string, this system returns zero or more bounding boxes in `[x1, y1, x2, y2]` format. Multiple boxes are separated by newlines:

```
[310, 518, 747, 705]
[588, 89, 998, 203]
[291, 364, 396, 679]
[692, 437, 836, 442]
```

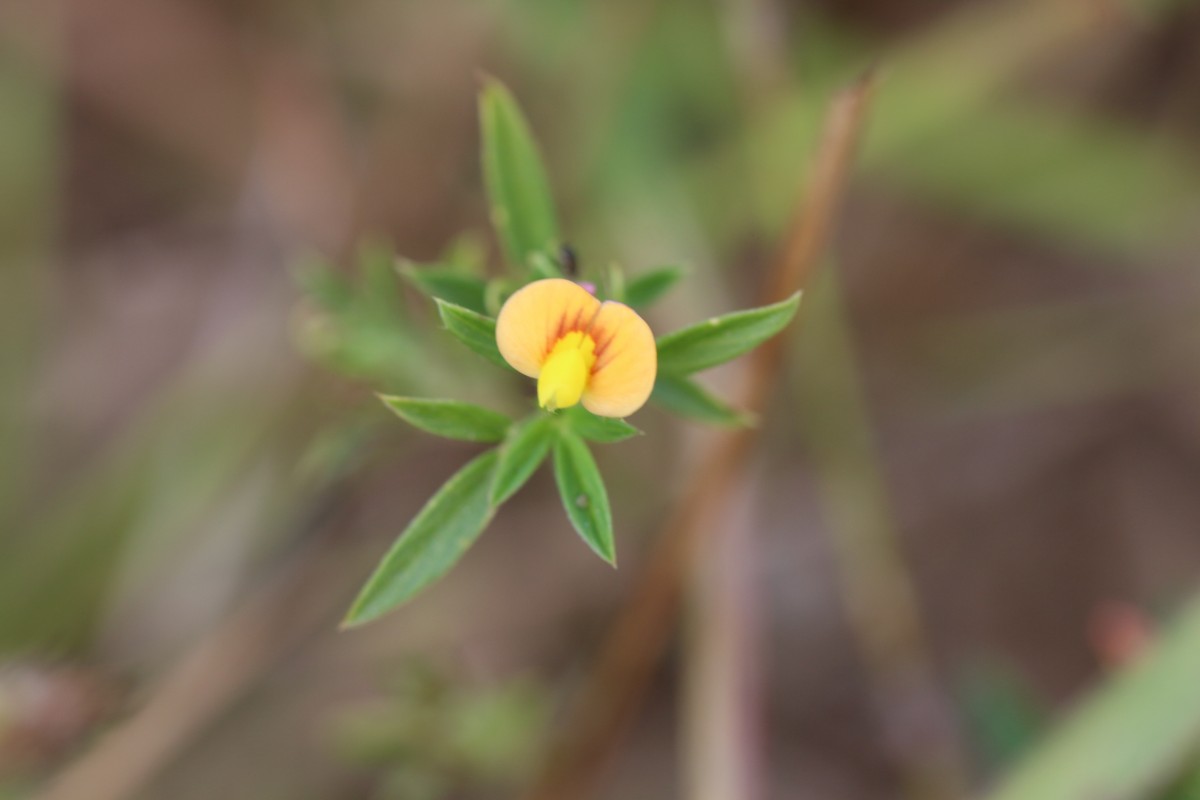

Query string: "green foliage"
[623, 265, 685, 308]
[480, 78, 561, 272]
[562, 406, 642, 443]
[552, 430, 615, 565]
[984, 593, 1200, 800]
[344, 450, 499, 626]
[400, 262, 489, 315]
[332, 663, 549, 797]
[379, 396, 511, 443]
[294, 245, 418, 388]
[656, 292, 801, 374]
[340, 82, 799, 625]
[650, 372, 749, 427]
[490, 413, 557, 505]
[435, 300, 507, 368]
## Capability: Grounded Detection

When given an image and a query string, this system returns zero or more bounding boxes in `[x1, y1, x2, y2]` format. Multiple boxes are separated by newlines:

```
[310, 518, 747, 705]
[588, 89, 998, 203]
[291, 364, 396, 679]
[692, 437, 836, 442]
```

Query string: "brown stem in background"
[521, 70, 878, 800]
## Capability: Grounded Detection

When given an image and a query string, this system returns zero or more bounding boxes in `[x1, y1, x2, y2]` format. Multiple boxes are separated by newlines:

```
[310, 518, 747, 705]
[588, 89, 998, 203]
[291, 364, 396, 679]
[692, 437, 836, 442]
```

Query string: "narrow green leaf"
[344, 450, 500, 626]
[435, 299, 508, 368]
[656, 292, 801, 374]
[400, 262, 488, 315]
[490, 413, 556, 505]
[985, 592, 1200, 800]
[479, 78, 560, 271]
[552, 431, 615, 565]
[650, 372, 751, 427]
[625, 266, 685, 308]
[379, 396, 511, 442]
[562, 406, 642, 443]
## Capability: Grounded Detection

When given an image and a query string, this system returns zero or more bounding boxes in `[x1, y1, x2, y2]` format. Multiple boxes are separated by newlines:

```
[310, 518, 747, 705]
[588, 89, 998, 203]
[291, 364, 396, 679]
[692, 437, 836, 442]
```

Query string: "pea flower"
[496, 278, 656, 417]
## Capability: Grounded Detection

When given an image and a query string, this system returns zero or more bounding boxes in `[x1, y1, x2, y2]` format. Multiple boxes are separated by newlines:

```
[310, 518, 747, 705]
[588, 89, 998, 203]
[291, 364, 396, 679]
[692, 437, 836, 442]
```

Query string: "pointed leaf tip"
[344, 449, 500, 626]
[552, 431, 615, 565]
[655, 292, 802, 375]
[379, 395, 511, 442]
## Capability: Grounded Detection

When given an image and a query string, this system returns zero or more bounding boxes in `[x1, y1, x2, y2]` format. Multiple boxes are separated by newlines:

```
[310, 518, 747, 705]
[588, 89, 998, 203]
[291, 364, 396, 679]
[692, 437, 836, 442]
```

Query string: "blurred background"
[3, 0, 1200, 798]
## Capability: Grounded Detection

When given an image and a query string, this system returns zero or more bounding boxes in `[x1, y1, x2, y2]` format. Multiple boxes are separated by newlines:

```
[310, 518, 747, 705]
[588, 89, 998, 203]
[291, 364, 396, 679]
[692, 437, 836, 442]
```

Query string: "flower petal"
[496, 279, 600, 377]
[582, 301, 657, 418]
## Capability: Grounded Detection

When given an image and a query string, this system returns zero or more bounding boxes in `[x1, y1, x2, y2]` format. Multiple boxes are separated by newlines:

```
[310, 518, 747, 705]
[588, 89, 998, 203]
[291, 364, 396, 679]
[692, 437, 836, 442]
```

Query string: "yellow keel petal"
[496, 278, 601, 378]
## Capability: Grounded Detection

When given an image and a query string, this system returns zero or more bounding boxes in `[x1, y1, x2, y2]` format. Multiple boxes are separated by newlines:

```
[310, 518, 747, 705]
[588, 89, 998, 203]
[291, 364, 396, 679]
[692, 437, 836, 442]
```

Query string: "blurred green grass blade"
[1162, 760, 1200, 800]
[401, 262, 489, 315]
[0, 36, 58, 522]
[650, 372, 749, 427]
[985, 593, 1200, 800]
[624, 266, 685, 308]
[655, 292, 800, 374]
[552, 430, 615, 565]
[344, 450, 500, 626]
[480, 78, 560, 271]
[490, 413, 556, 505]
[562, 406, 641, 443]
[435, 300, 508, 368]
[864, 101, 1200, 253]
[379, 396, 511, 442]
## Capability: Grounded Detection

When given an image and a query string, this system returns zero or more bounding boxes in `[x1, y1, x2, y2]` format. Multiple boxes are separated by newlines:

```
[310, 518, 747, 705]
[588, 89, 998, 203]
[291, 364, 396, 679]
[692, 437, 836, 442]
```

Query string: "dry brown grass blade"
[521, 70, 879, 800]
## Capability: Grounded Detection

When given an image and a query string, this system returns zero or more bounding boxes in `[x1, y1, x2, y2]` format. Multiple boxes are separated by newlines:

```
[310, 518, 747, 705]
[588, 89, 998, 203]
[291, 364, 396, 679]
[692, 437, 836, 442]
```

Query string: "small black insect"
[558, 244, 579, 277]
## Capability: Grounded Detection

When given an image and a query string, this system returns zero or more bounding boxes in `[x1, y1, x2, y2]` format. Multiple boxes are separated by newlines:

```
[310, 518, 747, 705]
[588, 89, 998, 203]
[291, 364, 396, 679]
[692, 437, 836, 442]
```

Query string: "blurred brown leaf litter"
[3, 0, 1200, 798]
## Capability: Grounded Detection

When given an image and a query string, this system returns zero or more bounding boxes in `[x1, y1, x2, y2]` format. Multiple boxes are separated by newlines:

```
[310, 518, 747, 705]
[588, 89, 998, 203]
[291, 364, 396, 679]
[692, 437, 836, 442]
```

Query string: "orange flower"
[496, 278, 656, 417]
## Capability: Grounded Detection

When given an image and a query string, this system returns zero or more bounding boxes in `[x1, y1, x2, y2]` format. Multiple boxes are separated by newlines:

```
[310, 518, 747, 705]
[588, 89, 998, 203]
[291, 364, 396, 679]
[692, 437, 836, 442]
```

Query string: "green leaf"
[490, 413, 556, 505]
[562, 406, 642, 443]
[650, 372, 750, 427]
[400, 262, 488, 315]
[344, 450, 500, 626]
[624, 266, 685, 308]
[479, 78, 560, 271]
[552, 430, 615, 565]
[379, 396, 511, 442]
[435, 300, 508, 368]
[655, 292, 801, 374]
[984, 592, 1200, 800]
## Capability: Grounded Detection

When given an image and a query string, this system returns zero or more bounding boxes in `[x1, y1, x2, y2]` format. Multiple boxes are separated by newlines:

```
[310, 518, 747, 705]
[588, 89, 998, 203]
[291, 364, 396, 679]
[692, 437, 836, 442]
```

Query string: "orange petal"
[496, 279, 601, 377]
[582, 301, 657, 418]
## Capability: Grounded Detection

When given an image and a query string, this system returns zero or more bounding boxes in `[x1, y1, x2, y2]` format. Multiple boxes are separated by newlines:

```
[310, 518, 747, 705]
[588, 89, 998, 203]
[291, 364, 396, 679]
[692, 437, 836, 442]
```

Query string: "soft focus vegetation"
[3, 1, 1200, 799]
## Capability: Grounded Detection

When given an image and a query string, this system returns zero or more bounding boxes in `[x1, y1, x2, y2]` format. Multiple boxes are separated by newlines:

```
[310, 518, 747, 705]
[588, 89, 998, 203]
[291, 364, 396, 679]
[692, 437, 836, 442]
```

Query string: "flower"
[496, 278, 656, 417]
